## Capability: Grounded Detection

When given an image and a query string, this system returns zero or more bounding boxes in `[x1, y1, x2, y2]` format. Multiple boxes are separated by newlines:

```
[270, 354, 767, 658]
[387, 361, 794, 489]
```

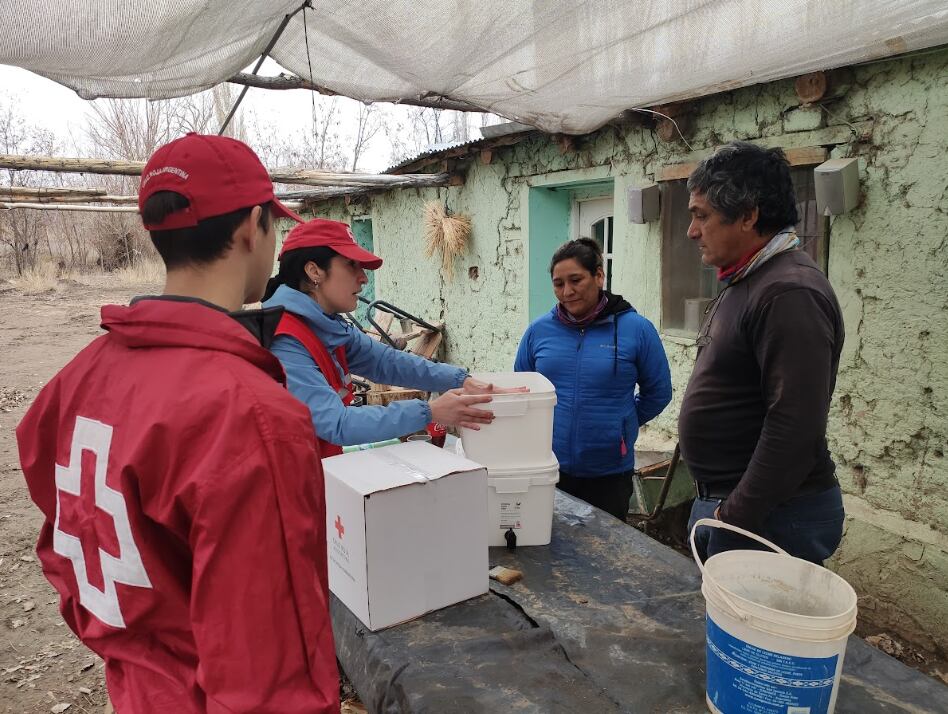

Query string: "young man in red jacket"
[16, 133, 340, 712]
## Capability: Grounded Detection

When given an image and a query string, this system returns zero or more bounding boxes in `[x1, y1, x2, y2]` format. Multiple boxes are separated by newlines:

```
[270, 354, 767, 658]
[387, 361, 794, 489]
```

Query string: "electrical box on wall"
[627, 183, 660, 224]
[814, 158, 859, 215]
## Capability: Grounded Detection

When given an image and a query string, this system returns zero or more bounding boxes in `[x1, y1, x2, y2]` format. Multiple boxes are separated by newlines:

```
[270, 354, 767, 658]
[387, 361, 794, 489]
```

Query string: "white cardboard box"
[322, 441, 489, 631]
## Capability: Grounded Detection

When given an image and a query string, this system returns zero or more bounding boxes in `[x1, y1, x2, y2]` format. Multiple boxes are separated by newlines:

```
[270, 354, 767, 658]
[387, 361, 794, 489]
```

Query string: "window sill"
[661, 331, 698, 346]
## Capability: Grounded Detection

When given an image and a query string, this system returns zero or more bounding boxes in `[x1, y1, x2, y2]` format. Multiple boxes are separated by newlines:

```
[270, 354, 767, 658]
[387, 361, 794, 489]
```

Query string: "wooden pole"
[1, 200, 303, 213]
[0, 187, 138, 203]
[269, 169, 451, 188]
[0, 202, 139, 213]
[227, 72, 485, 114]
[0, 186, 109, 199]
[0, 155, 143, 176]
[0, 154, 452, 188]
[218, 5, 304, 135]
[22, 194, 138, 204]
[2, 187, 373, 204]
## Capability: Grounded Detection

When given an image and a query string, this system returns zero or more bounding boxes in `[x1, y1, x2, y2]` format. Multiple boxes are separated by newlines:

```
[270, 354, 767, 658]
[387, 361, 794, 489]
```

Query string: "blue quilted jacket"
[514, 295, 672, 476]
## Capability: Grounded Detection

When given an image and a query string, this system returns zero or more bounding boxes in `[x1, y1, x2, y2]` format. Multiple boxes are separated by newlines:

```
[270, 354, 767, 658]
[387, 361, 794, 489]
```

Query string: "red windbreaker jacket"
[16, 298, 339, 713]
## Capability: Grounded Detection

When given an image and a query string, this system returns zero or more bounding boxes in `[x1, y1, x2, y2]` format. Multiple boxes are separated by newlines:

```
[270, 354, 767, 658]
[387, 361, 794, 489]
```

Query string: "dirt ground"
[1, 276, 944, 713]
[0, 276, 371, 714]
[0, 277, 151, 714]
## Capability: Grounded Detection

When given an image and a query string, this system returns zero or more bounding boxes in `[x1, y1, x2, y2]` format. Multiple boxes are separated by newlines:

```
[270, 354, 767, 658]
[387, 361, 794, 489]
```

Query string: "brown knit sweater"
[678, 250, 844, 531]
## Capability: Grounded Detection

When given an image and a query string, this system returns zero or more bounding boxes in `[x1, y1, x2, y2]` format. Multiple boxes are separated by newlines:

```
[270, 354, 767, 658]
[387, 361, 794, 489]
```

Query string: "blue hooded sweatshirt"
[514, 294, 672, 476]
[264, 285, 467, 446]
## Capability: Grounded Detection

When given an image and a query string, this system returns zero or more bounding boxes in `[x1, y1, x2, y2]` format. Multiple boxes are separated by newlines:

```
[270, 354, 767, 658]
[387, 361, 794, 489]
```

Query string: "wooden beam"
[227, 72, 485, 113]
[1, 199, 303, 213]
[795, 72, 828, 104]
[269, 168, 452, 189]
[0, 184, 405, 209]
[1, 185, 401, 205]
[277, 187, 370, 201]
[0, 154, 452, 189]
[0, 186, 108, 199]
[783, 146, 829, 166]
[0, 202, 139, 213]
[0, 191, 138, 204]
[0, 155, 143, 176]
[657, 146, 829, 182]
[656, 115, 692, 144]
[656, 162, 699, 182]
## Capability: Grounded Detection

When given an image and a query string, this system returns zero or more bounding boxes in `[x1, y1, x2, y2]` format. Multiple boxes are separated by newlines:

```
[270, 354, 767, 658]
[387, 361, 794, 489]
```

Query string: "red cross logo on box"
[53, 417, 152, 628]
[334, 515, 345, 539]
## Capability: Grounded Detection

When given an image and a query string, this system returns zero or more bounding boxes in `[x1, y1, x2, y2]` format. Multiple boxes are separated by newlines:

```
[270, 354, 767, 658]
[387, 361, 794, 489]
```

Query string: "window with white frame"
[660, 165, 828, 335]
[574, 196, 615, 291]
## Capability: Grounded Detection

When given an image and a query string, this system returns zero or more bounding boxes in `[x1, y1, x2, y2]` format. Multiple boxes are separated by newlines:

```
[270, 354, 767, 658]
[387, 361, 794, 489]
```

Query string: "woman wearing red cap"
[262, 218, 504, 455]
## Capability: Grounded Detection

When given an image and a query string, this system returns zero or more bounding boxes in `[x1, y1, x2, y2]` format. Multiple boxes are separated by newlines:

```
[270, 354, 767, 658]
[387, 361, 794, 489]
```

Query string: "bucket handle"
[689, 518, 789, 622]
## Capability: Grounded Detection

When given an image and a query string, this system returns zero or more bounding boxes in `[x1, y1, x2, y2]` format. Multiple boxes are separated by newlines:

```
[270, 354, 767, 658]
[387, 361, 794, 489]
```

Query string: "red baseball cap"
[279, 219, 383, 269]
[138, 132, 302, 230]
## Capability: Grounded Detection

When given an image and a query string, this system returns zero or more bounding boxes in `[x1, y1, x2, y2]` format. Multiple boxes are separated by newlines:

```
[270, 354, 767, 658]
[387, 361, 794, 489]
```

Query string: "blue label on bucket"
[706, 616, 838, 714]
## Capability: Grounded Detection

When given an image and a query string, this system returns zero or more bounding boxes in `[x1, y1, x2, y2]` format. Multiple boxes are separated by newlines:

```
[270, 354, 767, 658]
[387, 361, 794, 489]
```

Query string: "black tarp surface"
[332, 492, 948, 713]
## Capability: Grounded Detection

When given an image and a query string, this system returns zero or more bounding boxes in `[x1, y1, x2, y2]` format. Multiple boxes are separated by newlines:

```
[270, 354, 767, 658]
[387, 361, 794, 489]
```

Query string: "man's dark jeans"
[688, 485, 844, 565]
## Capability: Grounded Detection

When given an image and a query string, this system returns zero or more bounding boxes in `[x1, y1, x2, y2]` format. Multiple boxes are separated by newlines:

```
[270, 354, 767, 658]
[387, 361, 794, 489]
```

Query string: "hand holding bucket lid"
[280, 218, 383, 269]
[138, 132, 303, 230]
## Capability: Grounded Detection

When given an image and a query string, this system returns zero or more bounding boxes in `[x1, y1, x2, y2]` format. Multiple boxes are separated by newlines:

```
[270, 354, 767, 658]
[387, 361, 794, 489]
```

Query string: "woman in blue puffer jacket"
[515, 238, 672, 520]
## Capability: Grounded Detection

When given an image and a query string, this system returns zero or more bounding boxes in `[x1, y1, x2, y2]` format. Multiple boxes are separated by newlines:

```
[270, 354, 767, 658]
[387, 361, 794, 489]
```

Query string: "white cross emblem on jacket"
[53, 416, 152, 628]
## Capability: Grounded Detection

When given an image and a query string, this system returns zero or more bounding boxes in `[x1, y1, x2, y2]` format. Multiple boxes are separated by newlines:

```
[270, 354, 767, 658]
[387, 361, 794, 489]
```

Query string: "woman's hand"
[462, 377, 530, 395]
[430, 390, 495, 430]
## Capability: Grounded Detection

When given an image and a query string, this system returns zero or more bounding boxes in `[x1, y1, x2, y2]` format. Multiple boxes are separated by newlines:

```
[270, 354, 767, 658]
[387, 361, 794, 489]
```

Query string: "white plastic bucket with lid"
[690, 519, 857, 714]
[486, 456, 559, 547]
[459, 371, 556, 470]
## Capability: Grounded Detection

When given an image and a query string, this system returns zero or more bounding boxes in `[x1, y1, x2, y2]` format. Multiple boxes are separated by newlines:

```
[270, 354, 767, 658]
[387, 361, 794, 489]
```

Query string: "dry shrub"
[112, 257, 165, 288]
[423, 202, 471, 280]
[7, 261, 68, 294]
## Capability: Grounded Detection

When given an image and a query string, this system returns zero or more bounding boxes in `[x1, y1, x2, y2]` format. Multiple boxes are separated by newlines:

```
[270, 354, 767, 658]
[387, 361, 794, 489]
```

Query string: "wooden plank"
[657, 162, 698, 182]
[0, 153, 452, 189]
[410, 323, 444, 361]
[0, 186, 107, 199]
[784, 146, 828, 166]
[658, 145, 829, 182]
[0, 202, 139, 213]
[364, 388, 426, 407]
[654, 121, 871, 182]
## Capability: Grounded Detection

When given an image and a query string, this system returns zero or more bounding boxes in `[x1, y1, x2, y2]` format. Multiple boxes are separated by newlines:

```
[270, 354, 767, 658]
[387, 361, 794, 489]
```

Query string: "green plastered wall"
[301, 47, 948, 650]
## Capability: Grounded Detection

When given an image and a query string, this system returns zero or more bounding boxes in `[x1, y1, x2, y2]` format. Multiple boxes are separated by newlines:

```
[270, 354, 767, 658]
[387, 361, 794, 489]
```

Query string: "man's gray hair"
[687, 141, 799, 235]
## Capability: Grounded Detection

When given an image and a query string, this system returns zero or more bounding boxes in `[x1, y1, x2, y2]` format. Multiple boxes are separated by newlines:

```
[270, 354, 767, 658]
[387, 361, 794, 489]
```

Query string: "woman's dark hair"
[549, 237, 603, 275]
[262, 246, 338, 301]
[687, 141, 799, 235]
[142, 191, 273, 270]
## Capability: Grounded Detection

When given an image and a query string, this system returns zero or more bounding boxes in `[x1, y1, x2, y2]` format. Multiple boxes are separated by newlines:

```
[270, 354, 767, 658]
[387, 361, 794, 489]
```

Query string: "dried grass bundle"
[423, 202, 472, 280]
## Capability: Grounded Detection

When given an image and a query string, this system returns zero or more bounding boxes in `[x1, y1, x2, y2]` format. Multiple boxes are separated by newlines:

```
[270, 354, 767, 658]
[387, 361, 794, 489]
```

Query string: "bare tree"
[312, 97, 346, 170]
[0, 93, 62, 274]
[82, 89, 238, 269]
[86, 99, 171, 162]
[210, 84, 247, 140]
[382, 106, 496, 165]
[246, 94, 349, 174]
[350, 103, 382, 171]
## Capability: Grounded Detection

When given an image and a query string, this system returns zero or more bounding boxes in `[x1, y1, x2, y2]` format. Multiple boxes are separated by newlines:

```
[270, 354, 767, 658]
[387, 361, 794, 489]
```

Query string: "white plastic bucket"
[690, 519, 857, 714]
[459, 371, 556, 470]
[487, 459, 559, 547]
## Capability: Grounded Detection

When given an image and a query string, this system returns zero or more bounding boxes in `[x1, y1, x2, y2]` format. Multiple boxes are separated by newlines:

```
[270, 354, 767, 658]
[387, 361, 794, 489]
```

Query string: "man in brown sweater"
[679, 142, 845, 564]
